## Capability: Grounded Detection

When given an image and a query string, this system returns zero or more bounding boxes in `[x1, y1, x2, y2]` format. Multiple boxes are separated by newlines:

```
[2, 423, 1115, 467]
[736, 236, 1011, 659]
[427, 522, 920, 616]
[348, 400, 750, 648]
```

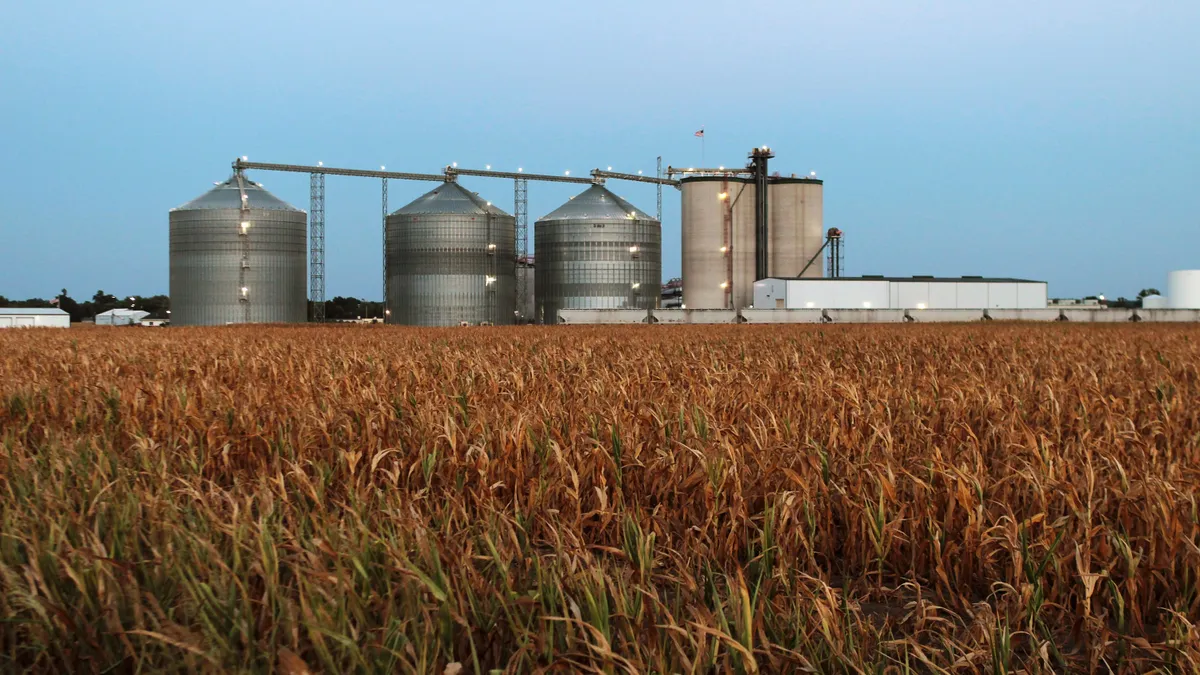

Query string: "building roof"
[391, 181, 511, 217]
[538, 184, 656, 222]
[0, 308, 68, 315]
[765, 276, 1046, 284]
[96, 308, 151, 318]
[171, 173, 305, 212]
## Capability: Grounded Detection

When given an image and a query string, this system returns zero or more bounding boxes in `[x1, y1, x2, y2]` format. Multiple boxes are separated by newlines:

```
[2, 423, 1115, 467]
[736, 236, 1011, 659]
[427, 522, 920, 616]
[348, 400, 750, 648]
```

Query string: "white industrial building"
[753, 276, 1048, 310]
[0, 308, 71, 328]
[95, 308, 151, 326]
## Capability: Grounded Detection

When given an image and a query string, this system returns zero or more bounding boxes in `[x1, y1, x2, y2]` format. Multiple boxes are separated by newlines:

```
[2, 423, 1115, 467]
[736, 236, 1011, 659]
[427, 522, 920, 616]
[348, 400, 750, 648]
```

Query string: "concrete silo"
[680, 175, 756, 310]
[534, 184, 661, 324]
[768, 176, 824, 278]
[169, 173, 308, 325]
[386, 181, 516, 325]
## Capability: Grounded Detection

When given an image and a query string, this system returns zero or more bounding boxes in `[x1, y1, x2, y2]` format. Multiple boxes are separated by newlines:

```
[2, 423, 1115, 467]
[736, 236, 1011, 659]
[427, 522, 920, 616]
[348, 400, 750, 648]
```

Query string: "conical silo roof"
[392, 181, 512, 217]
[538, 184, 656, 222]
[171, 173, 303, 212]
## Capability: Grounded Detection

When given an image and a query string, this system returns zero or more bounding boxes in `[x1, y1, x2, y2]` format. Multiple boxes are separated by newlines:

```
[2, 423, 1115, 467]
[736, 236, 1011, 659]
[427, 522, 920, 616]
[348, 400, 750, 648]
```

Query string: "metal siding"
[928, 284, 957, 308]
[897, 282, 930, 308]
[534, 186, 661, 325]
[752, 279, 787, 308]
[787, 280, 889, 308]
[955, 283, 989, 308]
[988, 283, 1018, 308]
[386, 209, 516, 326]
[681, 178, 755, 309]
[1016, 283, 1047, 309]
[169, 199, 308, 326]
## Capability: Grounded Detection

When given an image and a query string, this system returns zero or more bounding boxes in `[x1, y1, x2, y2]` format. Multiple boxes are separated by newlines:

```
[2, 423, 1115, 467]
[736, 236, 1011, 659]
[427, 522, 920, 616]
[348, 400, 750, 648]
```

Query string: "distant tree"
[1138, 288, 1161, 299]
[138, 295, 170, 319]
[91, 290, 120, 315]
[56, 289, 85, 322]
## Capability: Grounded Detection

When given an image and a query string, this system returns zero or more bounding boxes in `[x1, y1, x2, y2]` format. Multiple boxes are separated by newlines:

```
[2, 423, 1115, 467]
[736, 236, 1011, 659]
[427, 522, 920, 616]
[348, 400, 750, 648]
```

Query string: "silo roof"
[538, 184, 656, 222]
[392, 181, 512, 217]
[171, 173, 304, 212]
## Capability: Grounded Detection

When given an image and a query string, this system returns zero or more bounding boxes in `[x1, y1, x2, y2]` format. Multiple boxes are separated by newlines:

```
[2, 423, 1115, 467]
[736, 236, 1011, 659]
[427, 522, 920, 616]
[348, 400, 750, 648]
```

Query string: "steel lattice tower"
[381, 177, 388, 320]
[309, 173, 325, 322]
[514, 177, 528, 321]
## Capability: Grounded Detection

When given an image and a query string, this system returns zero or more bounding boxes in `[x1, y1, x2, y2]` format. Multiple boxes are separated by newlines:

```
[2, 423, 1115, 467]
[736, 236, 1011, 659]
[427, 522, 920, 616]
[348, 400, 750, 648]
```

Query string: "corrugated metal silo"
[169, 173, 308, 325]
[768, 177, 824, 278]
[534, 185, 661, 324]
[680, 176, 756, 309]
[386, 181, 516, 325]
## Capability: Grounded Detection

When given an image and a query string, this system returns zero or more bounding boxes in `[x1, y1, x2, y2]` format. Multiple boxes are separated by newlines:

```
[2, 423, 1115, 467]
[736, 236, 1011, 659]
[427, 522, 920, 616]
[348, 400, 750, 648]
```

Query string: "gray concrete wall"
[740, 309, 824, 323]
[652, 309, 740, 324]
[1136, 309, 1200, 322]
[909, 309, 989, 322]
[558, 309, 649, 324]
[822, 309, 909, 323]
[552, 307, 1200, 325]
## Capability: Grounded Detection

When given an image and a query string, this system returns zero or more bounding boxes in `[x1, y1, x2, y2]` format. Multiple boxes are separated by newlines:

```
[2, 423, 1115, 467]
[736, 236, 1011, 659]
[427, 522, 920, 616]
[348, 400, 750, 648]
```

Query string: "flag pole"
[701, 126, 705, 166]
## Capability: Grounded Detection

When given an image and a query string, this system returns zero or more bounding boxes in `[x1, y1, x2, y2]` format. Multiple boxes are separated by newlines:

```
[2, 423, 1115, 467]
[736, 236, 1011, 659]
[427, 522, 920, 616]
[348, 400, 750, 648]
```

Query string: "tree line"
[2, 290, 382, 323]
[0, 290, 170, 322]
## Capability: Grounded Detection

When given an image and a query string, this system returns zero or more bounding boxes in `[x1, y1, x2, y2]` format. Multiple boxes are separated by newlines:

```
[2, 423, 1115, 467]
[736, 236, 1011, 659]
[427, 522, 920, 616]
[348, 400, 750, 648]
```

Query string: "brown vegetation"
[2, 323, 1199, 673]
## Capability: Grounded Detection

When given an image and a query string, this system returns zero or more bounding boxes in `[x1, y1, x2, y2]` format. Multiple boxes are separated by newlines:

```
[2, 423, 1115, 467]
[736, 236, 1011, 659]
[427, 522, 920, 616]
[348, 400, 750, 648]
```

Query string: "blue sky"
[2, 0, 1196, 300]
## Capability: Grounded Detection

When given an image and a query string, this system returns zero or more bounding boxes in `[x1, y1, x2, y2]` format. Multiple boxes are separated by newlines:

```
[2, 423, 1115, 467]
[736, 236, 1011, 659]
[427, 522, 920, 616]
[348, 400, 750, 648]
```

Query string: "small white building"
[96, 309, 151, 326]
[0, 308, 71, 328]
[753, 276, 1048, 310]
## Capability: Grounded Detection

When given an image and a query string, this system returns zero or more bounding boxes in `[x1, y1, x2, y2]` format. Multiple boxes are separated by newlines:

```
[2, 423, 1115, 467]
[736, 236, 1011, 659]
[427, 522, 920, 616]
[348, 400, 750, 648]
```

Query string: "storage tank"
[535, 185, 661, 324]
[1142, 294, 1167, 309]
[768, 177, 824, 278]
[386, 181, 516, 325]
[1167, 270, 1200, 309]
[169, 173, 308, 325]
[680, 176, 756, 309]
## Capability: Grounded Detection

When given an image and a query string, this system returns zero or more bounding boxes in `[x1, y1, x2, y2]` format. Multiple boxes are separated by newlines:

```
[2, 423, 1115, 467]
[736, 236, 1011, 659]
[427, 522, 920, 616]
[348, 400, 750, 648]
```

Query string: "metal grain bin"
[169, 173, 308, 325]
[386, 181, 516, 325]
[534, 185, 661, 324]
[768, 176, 824, 278]
[680, 175, 755, 310]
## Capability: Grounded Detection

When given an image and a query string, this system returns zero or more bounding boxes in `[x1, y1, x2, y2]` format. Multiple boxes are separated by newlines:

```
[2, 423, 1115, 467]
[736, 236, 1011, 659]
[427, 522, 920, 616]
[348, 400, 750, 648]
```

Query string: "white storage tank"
[1142, 294, 1167, 309]
[1167, 270, 1200, 309]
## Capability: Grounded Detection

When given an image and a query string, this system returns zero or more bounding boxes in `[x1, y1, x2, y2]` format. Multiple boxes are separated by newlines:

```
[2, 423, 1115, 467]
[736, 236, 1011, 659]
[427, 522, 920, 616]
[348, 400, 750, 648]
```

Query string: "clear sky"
[2, 0, 1196, 301]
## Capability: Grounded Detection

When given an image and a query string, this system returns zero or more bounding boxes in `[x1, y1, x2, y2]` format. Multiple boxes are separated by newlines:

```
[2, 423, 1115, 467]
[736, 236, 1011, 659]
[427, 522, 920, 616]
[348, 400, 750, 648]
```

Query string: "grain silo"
[386, 181, 516, 325]
[768, 177, 824, 278]
[534, 185, 661, 324]
[680, 175, 756, 309]
[169, 173, 308, 325]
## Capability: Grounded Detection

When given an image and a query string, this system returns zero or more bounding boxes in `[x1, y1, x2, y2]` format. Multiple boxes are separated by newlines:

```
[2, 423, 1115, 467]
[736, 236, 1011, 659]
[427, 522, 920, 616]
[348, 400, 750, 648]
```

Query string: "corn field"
[2, 324, 1199, 673]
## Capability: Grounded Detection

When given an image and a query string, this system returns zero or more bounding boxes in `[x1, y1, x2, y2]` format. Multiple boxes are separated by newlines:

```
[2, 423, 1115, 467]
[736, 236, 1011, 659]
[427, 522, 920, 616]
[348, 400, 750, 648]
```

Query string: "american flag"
[694, 129, 704, 137]
[49, 297, 59, 305]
